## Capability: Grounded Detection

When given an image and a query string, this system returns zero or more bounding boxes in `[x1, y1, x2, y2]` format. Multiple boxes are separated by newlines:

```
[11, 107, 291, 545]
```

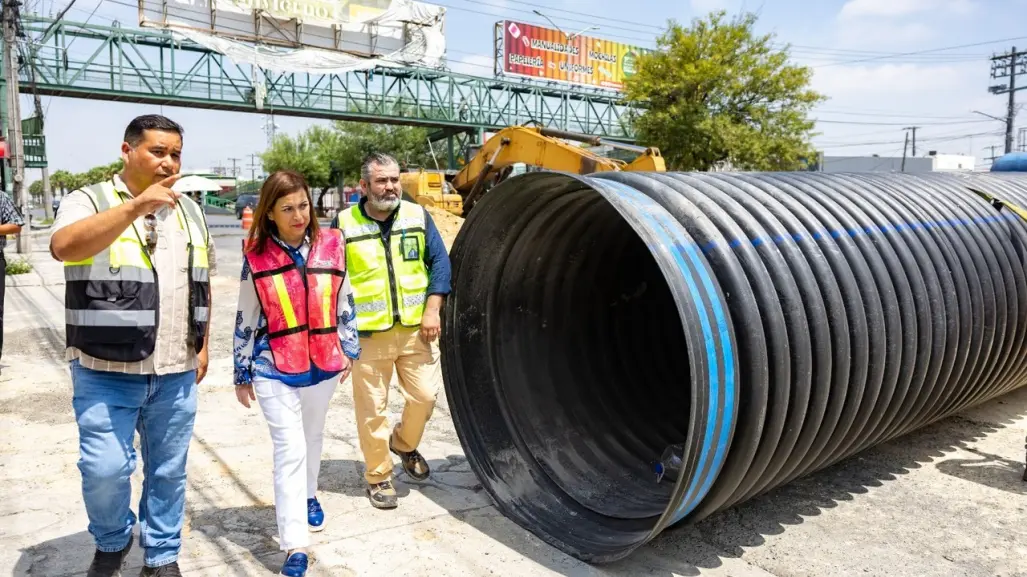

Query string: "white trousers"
[253, 374, 339, 551]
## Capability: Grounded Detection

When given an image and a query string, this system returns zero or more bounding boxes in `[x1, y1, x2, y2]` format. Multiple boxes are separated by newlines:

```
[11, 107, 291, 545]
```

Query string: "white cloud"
[690, 0, 736, 14]
[809, 60, 1008, 160]
[839, 0, 933, 19]
[839, 0, 975, 18]
[812, 62, 975, 96]
[834, 21, 937, 50]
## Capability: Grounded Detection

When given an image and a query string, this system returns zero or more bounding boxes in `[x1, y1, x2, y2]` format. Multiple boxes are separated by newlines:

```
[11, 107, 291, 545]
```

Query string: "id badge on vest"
[400, 235, 420, 262]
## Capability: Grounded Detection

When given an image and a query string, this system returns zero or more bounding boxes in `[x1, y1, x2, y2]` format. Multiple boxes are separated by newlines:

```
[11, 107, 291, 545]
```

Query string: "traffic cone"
[242, 206, 253, 230]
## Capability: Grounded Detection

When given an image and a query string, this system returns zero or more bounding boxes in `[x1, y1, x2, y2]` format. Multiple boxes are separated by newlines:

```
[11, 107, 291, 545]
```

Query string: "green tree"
[47, 161, 124, 195]
[625, 10, 825, 171]
[28, 180, 43, 202]
[332, 121, 436, 184]
[49, 169, 74, 195]
[261, 127, 336, 192]
[260, 121, 436, 190]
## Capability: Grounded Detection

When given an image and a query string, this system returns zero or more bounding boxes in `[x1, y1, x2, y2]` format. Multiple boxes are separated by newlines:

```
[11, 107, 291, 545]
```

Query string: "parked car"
[234, 194, 258, 219]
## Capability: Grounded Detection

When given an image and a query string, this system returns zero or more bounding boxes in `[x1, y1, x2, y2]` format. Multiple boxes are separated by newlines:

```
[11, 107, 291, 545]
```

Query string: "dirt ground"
[2, 235, 1026, 577]
[425, 206, 464, 250]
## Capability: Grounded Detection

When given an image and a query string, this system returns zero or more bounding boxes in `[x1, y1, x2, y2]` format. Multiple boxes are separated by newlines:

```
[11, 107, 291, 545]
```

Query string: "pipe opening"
[443, 170, 1027, 565]
[494, 177, 691, 518]
[443, 172, 717, 561]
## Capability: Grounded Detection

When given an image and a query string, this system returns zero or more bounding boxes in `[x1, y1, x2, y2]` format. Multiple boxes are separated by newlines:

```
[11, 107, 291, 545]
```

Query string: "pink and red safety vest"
[244, 229, 347, 374]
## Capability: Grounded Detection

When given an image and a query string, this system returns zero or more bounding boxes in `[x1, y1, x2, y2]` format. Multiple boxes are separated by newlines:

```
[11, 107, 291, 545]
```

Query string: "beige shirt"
[50, 175, 218, 375]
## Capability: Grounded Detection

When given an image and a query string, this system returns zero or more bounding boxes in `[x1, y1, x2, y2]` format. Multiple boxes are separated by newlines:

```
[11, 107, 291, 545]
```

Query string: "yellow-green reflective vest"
[337, 200, 428, 332]
[64, 180, 211, 363]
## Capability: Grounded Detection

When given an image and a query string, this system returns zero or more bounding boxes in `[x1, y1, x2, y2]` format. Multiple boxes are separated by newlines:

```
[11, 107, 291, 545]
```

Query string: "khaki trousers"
[352, 326, 441, 484]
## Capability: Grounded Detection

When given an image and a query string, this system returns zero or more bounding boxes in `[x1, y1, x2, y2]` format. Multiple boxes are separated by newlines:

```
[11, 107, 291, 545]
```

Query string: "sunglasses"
[144, 214, 158, 253]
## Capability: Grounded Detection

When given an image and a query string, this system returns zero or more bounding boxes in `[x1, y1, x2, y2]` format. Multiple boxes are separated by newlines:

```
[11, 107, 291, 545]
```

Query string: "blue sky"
[20, 0, 1027, 180]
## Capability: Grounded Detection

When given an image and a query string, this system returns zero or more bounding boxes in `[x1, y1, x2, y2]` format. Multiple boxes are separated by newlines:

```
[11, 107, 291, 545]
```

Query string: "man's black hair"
[123, 114, 183, 146]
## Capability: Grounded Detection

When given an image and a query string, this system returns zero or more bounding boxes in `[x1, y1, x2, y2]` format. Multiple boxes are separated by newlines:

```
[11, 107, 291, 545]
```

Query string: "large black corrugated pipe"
[440, 170, 1027, 564]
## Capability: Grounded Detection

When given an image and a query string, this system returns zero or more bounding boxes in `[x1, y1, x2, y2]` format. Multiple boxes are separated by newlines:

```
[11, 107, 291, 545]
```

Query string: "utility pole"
[1018, 126, 1026, 152]
[3, 0, 27, 253]
[23, 0, 75, 222]
[247, 152, 260, 182]
[901, 131, 909, 172]
[903, 126, 920, 157]
[26, 55, 51, 220]
[988, 46, 1027, 154]
[984, 144, 1000, 165]
[228, 157, 240, 178]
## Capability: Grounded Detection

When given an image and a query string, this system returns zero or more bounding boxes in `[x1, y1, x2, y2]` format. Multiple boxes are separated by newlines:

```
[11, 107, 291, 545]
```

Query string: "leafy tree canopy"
[625, 10, 825, 171]
[260, 121, 437, 191]
[48, 160, 124, 194]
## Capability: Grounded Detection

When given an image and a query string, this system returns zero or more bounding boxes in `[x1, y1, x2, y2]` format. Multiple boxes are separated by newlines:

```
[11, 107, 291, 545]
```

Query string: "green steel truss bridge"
[11, 15, 639, 157]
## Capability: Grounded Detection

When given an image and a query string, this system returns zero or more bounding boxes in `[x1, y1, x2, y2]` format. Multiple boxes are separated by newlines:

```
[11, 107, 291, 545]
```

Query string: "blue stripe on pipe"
[678, 228, 737, 520]
[589, 179, 737, 525]
[698, 212, 1018, 255]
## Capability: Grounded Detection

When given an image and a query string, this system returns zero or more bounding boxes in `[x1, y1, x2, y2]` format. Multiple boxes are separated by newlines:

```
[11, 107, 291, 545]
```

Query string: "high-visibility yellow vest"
[64, 180, 211, 362]
[337, 201, 428, 332]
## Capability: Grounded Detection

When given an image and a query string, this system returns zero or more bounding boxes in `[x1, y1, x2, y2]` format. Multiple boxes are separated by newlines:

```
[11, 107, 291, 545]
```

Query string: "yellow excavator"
[402, 125, 665, 216]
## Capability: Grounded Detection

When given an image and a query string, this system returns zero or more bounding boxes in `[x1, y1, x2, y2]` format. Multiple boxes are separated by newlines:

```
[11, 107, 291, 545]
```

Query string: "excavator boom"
[450, 125, 664, 213]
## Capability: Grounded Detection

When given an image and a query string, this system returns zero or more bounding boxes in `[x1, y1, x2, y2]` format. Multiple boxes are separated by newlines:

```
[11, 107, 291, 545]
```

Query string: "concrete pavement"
[2, 241, 1027, 576]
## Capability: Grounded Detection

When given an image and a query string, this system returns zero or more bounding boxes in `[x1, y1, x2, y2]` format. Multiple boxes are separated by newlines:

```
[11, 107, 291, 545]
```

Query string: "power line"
[988, 45, 1027, 154]
[816, 129, 1005, 149]
[903, 126, 920, 156]
[814, 108, 992, 120]
[814, 118, 992, 126]
[63, 0, 1027, 70]
[814, 35, 1027, 68]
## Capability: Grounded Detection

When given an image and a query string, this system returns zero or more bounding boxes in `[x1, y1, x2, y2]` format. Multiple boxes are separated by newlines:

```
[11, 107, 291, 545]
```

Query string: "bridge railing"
[16, 16, 640, 140]
[204, 195, 234, 211]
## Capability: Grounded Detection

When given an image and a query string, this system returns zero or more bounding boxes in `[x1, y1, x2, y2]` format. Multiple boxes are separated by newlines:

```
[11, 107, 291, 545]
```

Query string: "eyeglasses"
[144, 214, 157, 254]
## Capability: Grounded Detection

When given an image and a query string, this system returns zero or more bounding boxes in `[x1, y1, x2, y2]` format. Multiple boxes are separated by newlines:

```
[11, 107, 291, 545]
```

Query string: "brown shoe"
[366, 480, 398, 509]
[390, 437, 430, 481]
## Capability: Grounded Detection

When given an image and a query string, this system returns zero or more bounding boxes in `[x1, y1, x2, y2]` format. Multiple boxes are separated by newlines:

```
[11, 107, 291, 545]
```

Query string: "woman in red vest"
[232, 170, 360, 577]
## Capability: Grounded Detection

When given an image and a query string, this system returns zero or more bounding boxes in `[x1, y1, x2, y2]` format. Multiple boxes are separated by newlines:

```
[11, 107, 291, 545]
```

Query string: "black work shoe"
[140, 562, 182, 577]
[390, 438, 430, 481]
[86, 535, 133, 577]
[366, 480, 398, 509]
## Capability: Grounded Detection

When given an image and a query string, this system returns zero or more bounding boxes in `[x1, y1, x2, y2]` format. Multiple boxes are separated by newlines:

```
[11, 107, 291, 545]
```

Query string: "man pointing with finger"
[334, 152, 450, 510]
[50, 114, 215, 577]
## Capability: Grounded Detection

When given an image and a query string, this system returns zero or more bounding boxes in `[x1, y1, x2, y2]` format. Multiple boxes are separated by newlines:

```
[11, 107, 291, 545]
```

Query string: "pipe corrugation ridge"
[440, 170, 1027, 563]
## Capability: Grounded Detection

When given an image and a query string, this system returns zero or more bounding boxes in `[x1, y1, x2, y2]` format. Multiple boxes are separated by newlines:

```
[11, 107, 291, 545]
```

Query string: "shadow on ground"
[13, 530, 100, 577]
[415, 387, 1027, 577]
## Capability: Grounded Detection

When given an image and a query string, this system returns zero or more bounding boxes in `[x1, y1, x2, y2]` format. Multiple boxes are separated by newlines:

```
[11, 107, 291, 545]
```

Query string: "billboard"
[139, 0, 446, 60]
[498, 20, 646, 91]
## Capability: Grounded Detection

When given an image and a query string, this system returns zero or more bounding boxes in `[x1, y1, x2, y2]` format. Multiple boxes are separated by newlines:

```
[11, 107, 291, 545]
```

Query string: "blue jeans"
[71, 360, 197, 568]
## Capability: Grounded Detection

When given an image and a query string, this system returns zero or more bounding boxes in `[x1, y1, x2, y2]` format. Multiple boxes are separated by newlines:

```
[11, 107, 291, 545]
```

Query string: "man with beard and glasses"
[49, 114, 215, 577]
[333, 152, 451, 509]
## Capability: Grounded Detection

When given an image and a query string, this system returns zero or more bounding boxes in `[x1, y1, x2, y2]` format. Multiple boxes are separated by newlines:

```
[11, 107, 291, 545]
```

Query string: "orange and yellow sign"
[499, 20, 647, 91]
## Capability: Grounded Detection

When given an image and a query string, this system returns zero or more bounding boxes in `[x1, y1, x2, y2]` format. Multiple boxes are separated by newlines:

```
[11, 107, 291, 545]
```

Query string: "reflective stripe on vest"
[338, 200, 428, 332]
[176, 195, 212, 352]
[63, 181, 211, 363]
[244, 228, 347, 374]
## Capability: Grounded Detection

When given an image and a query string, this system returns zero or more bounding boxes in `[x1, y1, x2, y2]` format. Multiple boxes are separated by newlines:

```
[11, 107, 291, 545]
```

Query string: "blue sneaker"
[280, 552, 308, 577]
[307, 497, 325, 532]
